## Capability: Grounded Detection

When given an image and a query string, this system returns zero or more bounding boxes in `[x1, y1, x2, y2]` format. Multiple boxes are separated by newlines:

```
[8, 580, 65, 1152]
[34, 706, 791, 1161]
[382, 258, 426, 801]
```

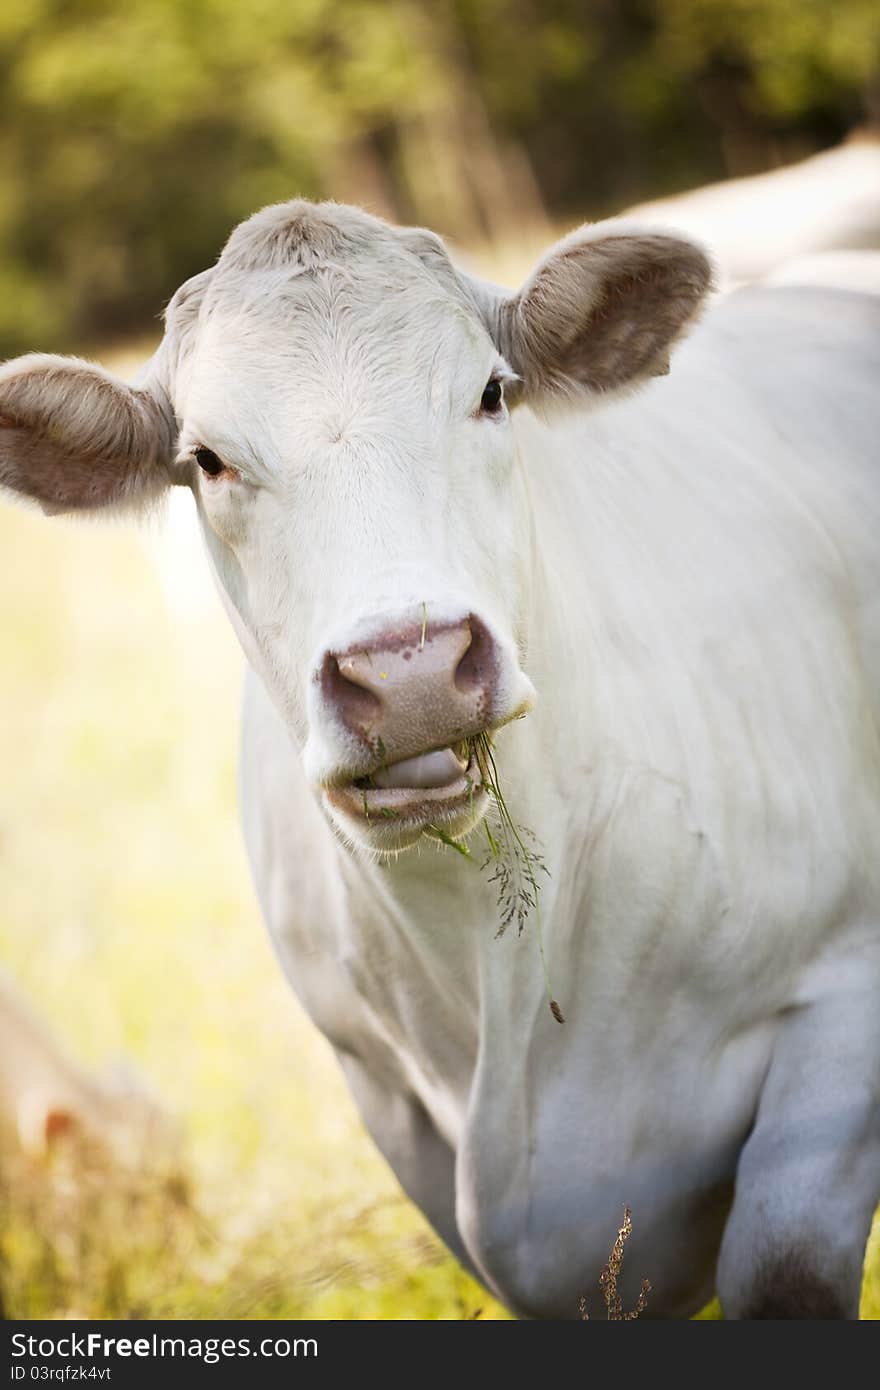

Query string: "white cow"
[764, 250, 880, 296]
[1, 202, 878, 1318]
[625, 135, 880, 286]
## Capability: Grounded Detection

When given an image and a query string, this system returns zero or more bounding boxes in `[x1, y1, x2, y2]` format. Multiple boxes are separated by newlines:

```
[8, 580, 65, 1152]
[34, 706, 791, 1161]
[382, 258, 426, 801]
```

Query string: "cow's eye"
[194, 447, 226, 477]
[480, 378, 503, 414]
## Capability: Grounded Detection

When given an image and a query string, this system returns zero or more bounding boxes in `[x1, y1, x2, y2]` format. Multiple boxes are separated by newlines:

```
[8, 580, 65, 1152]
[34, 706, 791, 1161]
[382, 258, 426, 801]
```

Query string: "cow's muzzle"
[311, 611, 533, 841]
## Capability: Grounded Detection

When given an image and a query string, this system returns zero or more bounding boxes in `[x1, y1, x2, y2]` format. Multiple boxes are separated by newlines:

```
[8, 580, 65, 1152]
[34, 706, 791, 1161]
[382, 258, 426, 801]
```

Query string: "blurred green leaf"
[0, 2, 876, 374]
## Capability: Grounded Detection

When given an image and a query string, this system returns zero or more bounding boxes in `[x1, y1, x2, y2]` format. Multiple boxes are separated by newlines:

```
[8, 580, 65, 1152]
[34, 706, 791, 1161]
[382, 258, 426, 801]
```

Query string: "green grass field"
[0, 437, 877, 1320]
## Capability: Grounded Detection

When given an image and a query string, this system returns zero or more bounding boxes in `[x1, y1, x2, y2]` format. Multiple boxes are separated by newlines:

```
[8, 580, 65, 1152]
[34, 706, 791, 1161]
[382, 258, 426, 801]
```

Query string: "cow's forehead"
[172, 201, 493, 426]
[202, 257, 476, 356]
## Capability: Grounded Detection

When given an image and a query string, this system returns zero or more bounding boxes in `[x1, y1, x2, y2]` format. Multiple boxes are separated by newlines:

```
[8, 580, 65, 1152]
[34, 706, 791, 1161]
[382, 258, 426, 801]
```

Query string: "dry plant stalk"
[428, 732, 564, 1023]
[474, 733, 564, 1024]
[580, 1205, 651, 1320]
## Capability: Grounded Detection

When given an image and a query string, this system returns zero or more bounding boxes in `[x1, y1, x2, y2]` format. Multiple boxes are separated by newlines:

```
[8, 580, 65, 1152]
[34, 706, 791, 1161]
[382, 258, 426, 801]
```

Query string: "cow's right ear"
[0, 354, 176, 516]
[464, 221, 713, 407]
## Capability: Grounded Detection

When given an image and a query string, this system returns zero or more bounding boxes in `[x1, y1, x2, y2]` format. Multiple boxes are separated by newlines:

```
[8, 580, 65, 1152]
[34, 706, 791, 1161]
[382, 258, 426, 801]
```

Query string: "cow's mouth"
[325, 739, 486, 832]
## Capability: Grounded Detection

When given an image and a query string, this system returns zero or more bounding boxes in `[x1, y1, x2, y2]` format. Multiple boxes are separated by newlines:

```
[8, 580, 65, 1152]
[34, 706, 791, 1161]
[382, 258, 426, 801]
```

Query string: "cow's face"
[0, 203, 711, 854]
[169, 210, 538, 852]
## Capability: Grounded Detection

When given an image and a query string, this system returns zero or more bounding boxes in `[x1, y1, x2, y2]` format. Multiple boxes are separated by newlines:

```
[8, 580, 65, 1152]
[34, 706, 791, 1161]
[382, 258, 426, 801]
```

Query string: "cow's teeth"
[373, 746, 468, 790]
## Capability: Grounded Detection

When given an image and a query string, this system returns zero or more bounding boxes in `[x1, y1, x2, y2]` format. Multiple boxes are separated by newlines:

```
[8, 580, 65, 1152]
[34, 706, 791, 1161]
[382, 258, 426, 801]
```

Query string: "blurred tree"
[0, 0, 877, 355]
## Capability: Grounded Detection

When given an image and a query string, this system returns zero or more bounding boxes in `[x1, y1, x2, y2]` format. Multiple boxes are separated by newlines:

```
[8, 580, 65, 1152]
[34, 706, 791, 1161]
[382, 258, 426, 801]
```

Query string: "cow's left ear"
[475, 222, 714, 404]
[0, 354, 176, 515]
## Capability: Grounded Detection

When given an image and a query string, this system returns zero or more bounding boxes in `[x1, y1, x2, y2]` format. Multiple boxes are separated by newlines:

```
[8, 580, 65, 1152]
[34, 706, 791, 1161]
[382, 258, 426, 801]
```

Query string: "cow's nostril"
[321, 652, 382, 736]
[454, 615, 495, 696]
[318, 613, 503, 770]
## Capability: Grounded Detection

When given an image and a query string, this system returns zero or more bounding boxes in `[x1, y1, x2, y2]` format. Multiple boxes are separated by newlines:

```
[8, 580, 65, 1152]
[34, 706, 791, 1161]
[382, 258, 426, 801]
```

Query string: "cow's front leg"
[717, 969, 880, 1318]
[338, 1052, 479, 1279]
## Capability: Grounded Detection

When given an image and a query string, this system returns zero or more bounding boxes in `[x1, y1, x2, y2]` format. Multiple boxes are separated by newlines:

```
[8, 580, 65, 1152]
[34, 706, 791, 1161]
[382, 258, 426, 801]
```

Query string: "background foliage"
[0, 0, 878, 355]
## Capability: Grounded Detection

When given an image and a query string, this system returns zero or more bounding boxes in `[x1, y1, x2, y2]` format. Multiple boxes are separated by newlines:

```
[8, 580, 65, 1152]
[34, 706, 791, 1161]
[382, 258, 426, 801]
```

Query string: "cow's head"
[0, 203, 711, 853]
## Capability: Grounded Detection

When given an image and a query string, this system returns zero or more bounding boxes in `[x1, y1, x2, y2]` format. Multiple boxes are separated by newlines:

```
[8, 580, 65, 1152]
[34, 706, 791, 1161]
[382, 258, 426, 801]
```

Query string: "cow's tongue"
[372, 746, 468, 790]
